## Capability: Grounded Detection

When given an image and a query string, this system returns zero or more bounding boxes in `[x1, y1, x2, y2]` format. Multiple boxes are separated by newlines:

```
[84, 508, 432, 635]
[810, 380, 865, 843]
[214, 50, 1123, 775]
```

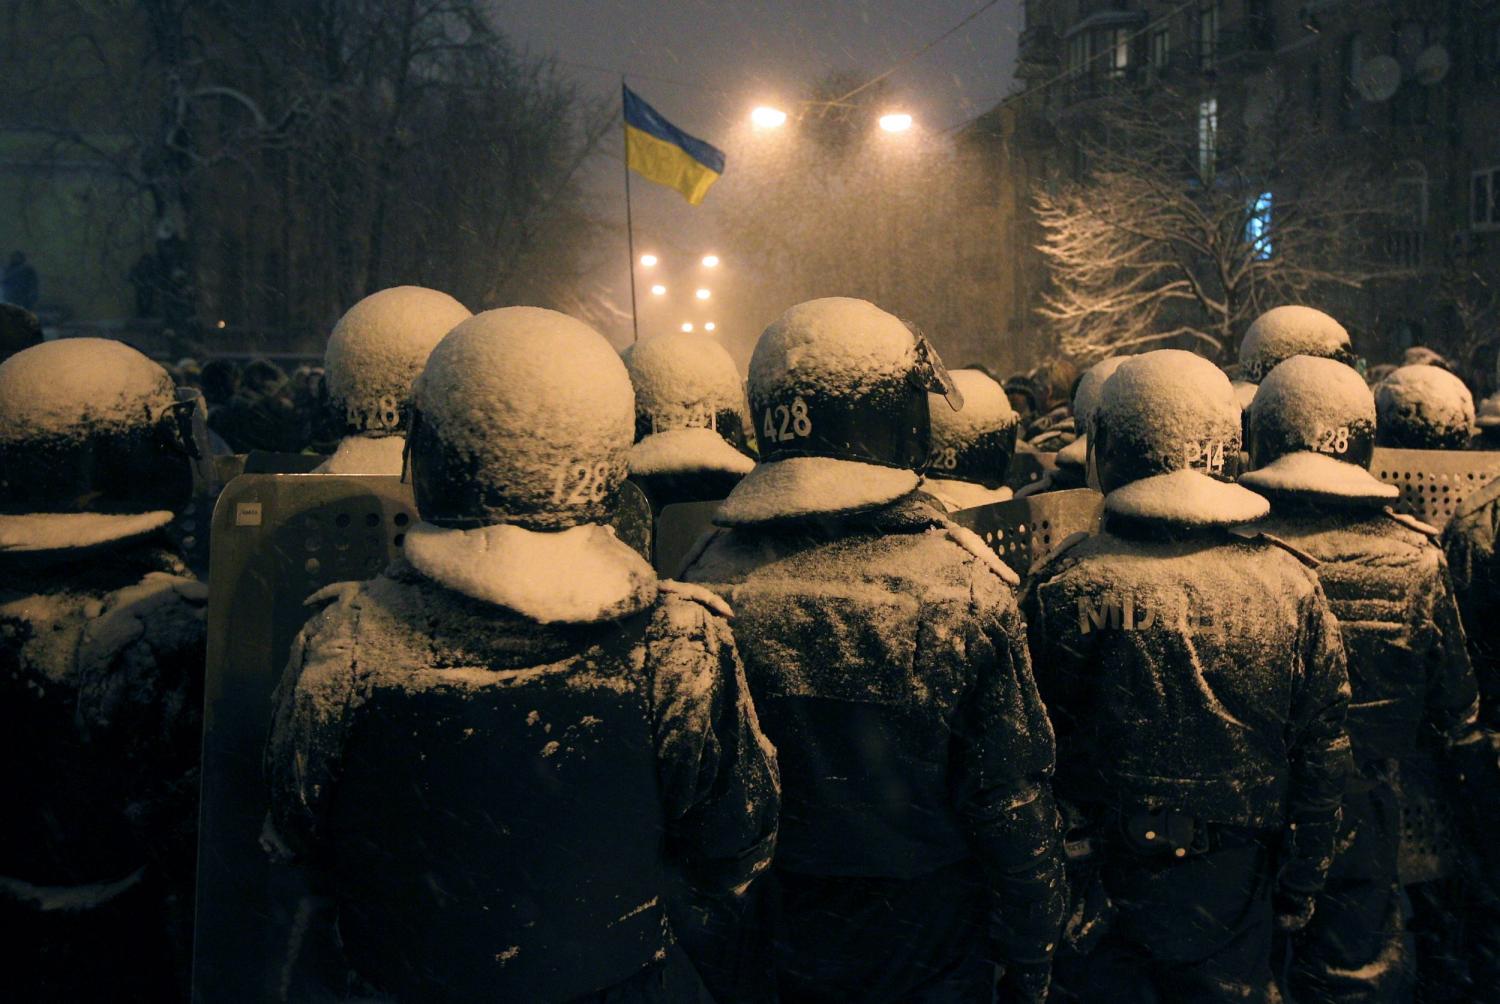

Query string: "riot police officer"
[1242, 355, 1492, 1003]
[265, 307, 779, 1002]
[681, 297, 1065, 1003]
[622, 329, 755, 515]
[0, 338, 208, 1000]
[315, 285, 471, 474]
[1023, 349, 1351, 1003]
[922, 367, 1020, 511]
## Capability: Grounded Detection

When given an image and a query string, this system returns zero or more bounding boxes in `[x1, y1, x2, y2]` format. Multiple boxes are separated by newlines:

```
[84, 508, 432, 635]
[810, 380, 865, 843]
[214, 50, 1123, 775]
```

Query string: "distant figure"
[1, 251, 38, 311]
[0, 303, 43, 363]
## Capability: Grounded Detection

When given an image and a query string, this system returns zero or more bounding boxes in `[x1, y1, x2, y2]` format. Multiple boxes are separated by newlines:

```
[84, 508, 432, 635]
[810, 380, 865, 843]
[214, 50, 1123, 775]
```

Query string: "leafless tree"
[1033, 86, 1410, 363]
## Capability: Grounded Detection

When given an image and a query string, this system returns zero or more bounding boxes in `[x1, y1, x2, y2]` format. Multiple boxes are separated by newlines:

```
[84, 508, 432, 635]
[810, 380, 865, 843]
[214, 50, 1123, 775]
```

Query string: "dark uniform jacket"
[681, 497, 1065, 966]
[1444, 479, 1500, 727]
[1257, 508, 1482, 764]
[1022, 522, 1351, 901]
[0, 537, 206, 894]
[266, 558, 778, 1003]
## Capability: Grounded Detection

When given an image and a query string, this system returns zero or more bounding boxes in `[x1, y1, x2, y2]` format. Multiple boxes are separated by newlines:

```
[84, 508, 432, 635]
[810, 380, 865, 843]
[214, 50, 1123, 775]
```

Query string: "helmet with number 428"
[715, 297, 963, 527]
[324, 286, 472, 438]
[1240, 355, 1398, 505]
[1092, 349, 1269, 527]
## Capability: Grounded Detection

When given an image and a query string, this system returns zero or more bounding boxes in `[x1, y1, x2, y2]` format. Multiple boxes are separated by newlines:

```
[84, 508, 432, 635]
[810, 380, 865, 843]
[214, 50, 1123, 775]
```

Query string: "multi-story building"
[973, 0, 1500, 388]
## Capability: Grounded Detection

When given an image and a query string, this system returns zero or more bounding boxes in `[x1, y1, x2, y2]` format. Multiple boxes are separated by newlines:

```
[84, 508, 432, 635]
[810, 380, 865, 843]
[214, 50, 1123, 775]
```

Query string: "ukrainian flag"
[624, 85, 725, 206]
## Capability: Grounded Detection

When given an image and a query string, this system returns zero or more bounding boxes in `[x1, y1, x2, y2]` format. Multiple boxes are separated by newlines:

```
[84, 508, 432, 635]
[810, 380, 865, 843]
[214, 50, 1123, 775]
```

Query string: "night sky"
[493, 1, 1024, 348]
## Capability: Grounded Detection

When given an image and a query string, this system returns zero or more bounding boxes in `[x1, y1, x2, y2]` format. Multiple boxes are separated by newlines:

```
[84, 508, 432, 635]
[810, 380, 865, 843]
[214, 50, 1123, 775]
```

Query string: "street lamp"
[878, 112, 913, 133]
[751, 106, 787, 129]
[650, 284, 666, 296]
[704, 322, 717, 332]
[640, 253, 658, 267]
[681, 322, 694, 332]
[695, 288, 711, 300]
[701, 254, 720, 268]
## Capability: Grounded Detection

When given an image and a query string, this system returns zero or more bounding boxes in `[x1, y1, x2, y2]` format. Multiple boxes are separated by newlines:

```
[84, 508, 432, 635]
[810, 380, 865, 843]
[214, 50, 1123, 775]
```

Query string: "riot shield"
[654, 499, 722, 576]
[1370, 447, 1500, 530]
[192, 475, 418, 1003]
[951, 488, 1104, 577]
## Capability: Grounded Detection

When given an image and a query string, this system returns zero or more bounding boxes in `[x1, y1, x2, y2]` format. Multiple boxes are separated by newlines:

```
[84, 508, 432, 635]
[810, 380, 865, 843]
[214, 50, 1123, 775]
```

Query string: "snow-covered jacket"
[680, 496, 1065, 967]
[265, 557, 778, 1003]
[1021, 520, 1350, 900]
[0, 539, 207, 896]
[1444, 479, 1500, 727]
[1255, 507, 1482, 763]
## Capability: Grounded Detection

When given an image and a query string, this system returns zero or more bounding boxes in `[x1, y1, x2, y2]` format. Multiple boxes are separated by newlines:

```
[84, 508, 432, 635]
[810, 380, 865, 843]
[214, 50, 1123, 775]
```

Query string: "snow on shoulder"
[749, 297, 915, 398]
[0, 510, 175, 554]
[0, 338, 176, 442]
[314, 434, 407, 475]
[324, 286, 471, 422]
[404, 521, 657, 624]
[629, 427, 754, 478]
[1240, 451, 1398, 502]
[1107, 469, 1269, 526]
[715, 456, 918, 527]
[1239, 305, 1350, 381]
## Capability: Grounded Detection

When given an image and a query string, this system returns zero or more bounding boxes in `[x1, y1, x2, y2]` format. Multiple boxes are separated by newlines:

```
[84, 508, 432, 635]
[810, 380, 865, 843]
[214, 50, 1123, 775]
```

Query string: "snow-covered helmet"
[621, 330, 754, 479]
[1093, 349, 1268, 526]
[0, 339, 197, 546]
[324, 286, 471, 436]
[1239, 305, 1355, 382]
[924, 369, 1018, 507]
[1056, 355, 1128, 472]
[407, 307, 634, 529]
[1240, 356, 1397, 505]
[1374, 364, 1476, 450]
[716, 297, 961, 526]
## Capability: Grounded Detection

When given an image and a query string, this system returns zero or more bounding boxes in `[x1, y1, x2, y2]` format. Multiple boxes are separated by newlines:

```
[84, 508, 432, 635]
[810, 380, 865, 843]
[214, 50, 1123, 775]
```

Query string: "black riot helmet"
[1374, 364, 1476, 450]
[0, 338, 197, 519]
[621, 330, 754, 479]
[1240, 355, 1397, 505]
[716, 297, 962, 527]
[1239, 305, 1356, 383]
[926, 369, 1018, 490]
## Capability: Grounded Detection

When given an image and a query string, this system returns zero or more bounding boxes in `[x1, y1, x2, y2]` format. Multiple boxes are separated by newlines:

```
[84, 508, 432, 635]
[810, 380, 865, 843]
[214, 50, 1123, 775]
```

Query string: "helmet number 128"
[763, 397, 813, 444]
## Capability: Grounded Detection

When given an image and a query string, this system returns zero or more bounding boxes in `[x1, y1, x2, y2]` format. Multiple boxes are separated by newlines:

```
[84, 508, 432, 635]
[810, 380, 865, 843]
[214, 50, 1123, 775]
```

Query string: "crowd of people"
[1, 285, 1499, 1004]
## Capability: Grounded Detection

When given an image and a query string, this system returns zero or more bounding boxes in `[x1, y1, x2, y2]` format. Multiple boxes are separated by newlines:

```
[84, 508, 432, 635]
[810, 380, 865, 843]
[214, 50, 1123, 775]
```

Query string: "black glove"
[1273, 891, 1316, 933]
[995, 961, 1052, 1004]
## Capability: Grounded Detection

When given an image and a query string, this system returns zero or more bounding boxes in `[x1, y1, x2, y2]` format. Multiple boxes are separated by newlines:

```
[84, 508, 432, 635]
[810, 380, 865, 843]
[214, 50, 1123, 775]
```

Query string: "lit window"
[1245, 191, 1273, 259]
[1197, 97, 1218, 181]
[1105, 28, 1130, 79]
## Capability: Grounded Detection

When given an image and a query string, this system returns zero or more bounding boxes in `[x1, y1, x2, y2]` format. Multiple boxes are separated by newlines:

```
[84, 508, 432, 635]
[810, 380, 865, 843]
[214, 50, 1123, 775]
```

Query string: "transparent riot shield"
[1370, 447, 1500, 530]
[653, 499, 722, 576]
[192, 475, 418, 1003]
[950, 488, 1104, 577]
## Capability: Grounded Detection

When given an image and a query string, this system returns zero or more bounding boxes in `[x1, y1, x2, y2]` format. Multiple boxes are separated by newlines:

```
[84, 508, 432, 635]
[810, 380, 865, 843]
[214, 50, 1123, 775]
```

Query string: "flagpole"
[621, 78, 640, 343]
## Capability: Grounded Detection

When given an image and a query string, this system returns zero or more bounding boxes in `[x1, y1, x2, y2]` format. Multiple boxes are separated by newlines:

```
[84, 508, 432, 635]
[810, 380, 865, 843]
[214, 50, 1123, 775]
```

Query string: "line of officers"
[1, 291, 1498, 1004]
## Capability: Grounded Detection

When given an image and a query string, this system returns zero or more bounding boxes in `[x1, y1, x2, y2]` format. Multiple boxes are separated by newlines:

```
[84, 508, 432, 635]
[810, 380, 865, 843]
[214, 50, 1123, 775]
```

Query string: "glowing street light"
[640, 253, 658, 267]
[704, 322, 717, 332]
[681, 322, 694, 332]
[695, 288, 711, 300]
[751, 106, 788, 129]
[650, 283, 667, 296]
[701, 254, 720, 268]
[878, 112, 913, 133]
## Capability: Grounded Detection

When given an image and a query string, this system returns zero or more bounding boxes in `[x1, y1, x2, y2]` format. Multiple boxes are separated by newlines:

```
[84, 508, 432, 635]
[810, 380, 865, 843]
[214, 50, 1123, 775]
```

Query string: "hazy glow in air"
[640, 254, 658, 267]
[681, 322, 694, 332]
[751, 106, 787, 129]
[701, 254, 720, 268]
[704, 322, 716, 332]
[878, 113, 913, 133]
[695, 288, 711, 300]
[650, 284, 666, 296]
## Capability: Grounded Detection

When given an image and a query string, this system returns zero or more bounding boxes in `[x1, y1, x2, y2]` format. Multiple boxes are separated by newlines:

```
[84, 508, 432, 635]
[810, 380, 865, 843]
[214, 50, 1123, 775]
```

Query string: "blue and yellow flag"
[623, 85, 725, 206]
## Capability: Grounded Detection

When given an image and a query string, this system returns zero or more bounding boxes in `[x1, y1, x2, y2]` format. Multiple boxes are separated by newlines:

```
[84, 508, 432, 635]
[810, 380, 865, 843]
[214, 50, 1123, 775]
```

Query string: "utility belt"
[1066, 807, 1268, 863]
